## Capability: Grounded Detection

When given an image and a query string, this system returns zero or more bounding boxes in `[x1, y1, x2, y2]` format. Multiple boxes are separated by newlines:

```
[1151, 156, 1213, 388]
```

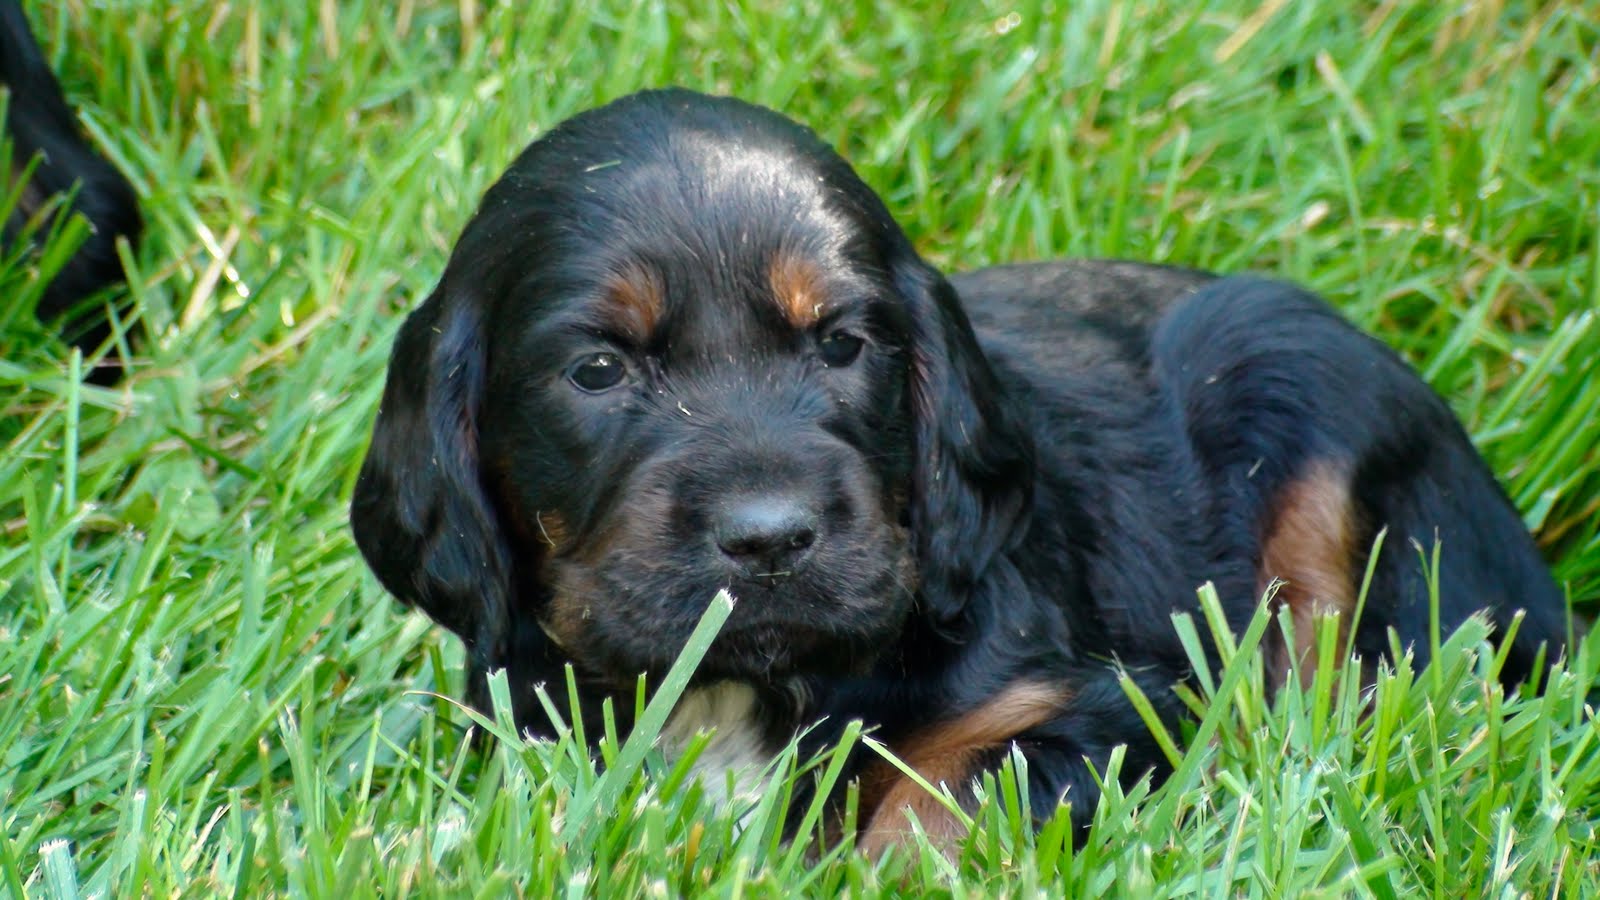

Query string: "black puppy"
[351, 89, 1567, 850]
[2, 0, 140, 381]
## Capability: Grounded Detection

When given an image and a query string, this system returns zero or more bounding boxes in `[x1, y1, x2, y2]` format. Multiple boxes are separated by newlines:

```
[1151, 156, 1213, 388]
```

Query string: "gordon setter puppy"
[2, 0, 141, 382]
[351, 89, 1567, 850]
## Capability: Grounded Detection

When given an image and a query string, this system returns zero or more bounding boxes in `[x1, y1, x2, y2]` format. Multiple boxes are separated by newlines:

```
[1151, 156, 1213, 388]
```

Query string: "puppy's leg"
[1151, 277, 1567, 686]
[859, 666, 1183, 855]
[2, 1, 142, 381]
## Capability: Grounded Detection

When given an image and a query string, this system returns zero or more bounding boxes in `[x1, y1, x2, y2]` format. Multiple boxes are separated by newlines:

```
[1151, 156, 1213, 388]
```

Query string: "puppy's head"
[351, 90, 1032, 695]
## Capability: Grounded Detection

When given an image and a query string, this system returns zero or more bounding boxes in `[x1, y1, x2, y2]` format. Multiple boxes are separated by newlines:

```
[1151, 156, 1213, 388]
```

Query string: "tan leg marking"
[1259, 460, 1359, 690]
[859, 681, 1070, 858]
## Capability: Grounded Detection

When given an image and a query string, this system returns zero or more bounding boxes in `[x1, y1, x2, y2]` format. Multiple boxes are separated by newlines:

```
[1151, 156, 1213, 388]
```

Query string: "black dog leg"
[2, 0, 141, 382]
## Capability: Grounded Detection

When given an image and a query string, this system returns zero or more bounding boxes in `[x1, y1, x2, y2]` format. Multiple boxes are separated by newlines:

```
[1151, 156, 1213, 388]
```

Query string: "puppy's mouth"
[699, 616, 887, 681]
[539, 552, 913, 687]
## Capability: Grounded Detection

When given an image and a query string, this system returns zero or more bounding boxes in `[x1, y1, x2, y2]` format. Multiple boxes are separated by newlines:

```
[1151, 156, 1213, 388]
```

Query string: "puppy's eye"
[566, 352, 628, 392]
[818, 331, 864, 367]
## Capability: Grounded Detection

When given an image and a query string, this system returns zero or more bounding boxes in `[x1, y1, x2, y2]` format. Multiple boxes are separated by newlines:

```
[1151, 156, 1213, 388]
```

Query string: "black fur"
[2, 0, 141, 382]
[351, 89, 1568, 834]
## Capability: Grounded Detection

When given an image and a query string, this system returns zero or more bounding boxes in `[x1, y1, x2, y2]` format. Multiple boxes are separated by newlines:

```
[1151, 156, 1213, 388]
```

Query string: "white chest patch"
[658, 682, 778, 809]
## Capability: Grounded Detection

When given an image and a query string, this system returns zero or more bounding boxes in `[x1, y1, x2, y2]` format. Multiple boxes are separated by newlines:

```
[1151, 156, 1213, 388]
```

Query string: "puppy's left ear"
[893, 253, 1034, 622]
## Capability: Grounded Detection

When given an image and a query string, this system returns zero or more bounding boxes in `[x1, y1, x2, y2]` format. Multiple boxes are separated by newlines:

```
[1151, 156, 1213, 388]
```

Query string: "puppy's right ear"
[351, 281, 510, 669]
[892, 254, 1035, 623]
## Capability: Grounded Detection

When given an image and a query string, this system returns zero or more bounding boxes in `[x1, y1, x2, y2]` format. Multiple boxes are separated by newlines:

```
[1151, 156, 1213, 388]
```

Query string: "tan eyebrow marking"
[600, 262, 664, 340]
[768, 250, 829, 329]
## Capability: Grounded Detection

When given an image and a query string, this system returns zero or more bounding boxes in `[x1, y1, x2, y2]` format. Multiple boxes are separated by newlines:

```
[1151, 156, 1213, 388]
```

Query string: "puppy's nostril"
[715, 496, 818, 577]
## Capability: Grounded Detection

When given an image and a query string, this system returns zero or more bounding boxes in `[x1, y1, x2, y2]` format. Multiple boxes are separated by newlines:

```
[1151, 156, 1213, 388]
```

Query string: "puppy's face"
[473, 104, 923, 684]
[352, 91, 1031, 702]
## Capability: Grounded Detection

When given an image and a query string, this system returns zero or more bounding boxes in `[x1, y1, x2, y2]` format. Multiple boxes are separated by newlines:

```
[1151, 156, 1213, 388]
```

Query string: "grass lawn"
[4, 0, 1599, 895]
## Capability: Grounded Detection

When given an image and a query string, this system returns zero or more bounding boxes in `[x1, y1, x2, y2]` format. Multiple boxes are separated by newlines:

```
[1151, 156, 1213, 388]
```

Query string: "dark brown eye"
[567, 352, 628, 392]
[819, 331, 864, 367]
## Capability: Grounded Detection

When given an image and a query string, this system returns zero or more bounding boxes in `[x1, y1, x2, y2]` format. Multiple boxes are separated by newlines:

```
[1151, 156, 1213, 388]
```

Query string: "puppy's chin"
[539, 559, 914, 687]
[699, 618, 901, 682]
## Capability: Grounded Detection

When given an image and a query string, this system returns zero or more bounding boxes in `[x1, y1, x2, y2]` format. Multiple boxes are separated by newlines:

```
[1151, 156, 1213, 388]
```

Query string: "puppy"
[2, 0, 141, 382]
[351, 88, 1568, 850]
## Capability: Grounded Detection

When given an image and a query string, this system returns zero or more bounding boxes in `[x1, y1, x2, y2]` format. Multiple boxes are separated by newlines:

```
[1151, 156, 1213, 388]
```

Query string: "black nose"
[714, 495, 818, 581]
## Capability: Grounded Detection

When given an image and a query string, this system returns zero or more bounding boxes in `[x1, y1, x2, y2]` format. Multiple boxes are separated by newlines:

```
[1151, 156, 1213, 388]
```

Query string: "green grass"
[3, 0, 1598, 895]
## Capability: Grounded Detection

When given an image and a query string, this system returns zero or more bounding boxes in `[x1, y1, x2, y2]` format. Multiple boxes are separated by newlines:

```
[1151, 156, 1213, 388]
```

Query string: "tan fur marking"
[541, 562, 601, 653]
[533, 510, 568, 551]
[488, 462, 567, 557]
[9, 153, 52, 222]
[859, 682, 1070, 858]
[768, 251, 827, 328]
[1258, 460, 1359, 690]
[17, 177, 48, 222]
[601, 263, 664, 339]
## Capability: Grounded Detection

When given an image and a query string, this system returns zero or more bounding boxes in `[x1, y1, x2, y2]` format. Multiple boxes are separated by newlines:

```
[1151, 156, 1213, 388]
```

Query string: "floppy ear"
[350, 281, 511, 672]
[893, 254, 1035, 622]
